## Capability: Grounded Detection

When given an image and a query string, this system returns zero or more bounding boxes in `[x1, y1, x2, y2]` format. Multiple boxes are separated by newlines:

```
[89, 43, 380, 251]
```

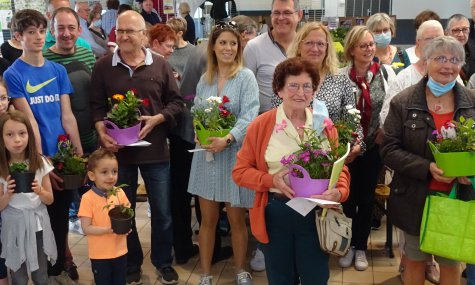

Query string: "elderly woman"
[187, 22, 259, 285]
[338, 25, 395, 271]
[272, 21, 364, 163]
[367, 13, 410, 73]
[233, 57, 350, 285]
[381, 36, 475, 285]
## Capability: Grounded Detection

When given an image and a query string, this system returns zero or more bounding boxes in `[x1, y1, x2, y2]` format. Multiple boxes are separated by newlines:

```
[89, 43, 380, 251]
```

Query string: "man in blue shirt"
[75, 1, 107, 57]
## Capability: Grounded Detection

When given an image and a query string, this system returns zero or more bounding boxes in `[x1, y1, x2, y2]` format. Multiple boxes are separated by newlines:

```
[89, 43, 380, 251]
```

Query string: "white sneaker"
[249, 248, 265, 272]
[198, 275, 212, 285]
[354, 250, 368, 271]
[68, 219, 84, 235]
[338, 247, 355, 268]
[235, 271, 253, 285]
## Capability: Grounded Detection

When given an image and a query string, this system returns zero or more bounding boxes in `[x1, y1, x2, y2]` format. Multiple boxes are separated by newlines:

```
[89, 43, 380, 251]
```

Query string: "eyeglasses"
[0, 95, 10, 102]
[271, 10, 297, 18]
[302, 40, 328, 49]
[430, 55, 463, 65]
[358, 42, 375, 50]
[215, 21, 237, 30]
[286, 83, 314, 94]
[451, 27, 470, 35]
[116, 29, 144, 36]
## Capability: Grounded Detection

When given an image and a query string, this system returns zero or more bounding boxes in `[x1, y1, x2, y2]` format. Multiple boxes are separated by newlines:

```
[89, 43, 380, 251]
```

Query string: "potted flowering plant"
[103, 184, 134, 234]
[428, 116, 475, 177]
[9, 162, 35, 193]
[279, 124, 341, 198]
[191, 95, 236, 145]
[334, 105, 362, 156]
[104, 90, 148, 145]
[52, 134, 87, 189]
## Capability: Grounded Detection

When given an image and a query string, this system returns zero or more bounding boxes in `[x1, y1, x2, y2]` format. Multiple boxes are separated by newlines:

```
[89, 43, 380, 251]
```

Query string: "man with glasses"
[90, 10, 183, 285]
[445, 14, 474, 81]
[75, 1, 107, 57]
[243, 0, 302, 273]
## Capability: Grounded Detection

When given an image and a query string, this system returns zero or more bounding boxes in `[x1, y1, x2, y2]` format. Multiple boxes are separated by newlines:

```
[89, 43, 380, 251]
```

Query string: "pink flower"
[275, 119, 287, 133]
[323, 117, 334, 130]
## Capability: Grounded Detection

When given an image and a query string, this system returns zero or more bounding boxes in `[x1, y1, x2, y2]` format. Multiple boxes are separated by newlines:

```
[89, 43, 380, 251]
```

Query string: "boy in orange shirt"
[78, 149, 129, 285]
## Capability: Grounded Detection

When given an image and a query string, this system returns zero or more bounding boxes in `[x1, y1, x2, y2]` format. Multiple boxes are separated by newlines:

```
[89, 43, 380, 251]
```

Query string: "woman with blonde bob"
[187, 22, 259, 285]
[273, 21, 364, 163]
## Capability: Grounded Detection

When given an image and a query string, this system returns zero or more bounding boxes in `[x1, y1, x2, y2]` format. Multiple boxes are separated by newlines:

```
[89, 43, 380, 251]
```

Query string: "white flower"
[206, 96, 222, 104]
[441, 126, 457, 139]
[204, 108, 212, 113]
[345, 105, 354, 110]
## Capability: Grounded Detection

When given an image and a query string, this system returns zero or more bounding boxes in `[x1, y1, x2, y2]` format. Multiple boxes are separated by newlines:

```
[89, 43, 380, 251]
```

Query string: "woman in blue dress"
[188, 22, 259, 285]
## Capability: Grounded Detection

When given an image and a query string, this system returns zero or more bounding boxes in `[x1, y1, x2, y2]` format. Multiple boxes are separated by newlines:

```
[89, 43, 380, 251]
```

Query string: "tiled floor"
[67, 202, 468, 285]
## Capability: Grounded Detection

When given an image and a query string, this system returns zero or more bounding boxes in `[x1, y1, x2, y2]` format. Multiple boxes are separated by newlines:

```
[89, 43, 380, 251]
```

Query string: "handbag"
[315, 207, 352, 256]
[420, 177, 475, 264]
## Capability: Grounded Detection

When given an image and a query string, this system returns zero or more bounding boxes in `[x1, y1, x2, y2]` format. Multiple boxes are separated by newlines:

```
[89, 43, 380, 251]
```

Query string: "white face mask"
[374, 31, 392, 48]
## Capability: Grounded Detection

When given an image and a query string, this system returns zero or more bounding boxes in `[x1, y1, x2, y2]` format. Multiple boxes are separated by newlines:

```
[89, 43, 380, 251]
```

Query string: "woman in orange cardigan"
[232, 57, 350, 285]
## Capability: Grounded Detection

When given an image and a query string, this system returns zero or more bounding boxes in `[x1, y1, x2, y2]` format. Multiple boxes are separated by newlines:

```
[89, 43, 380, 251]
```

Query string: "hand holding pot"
[311, 188, 342, 206]
[203, 137, 227, 154]
[1, 176, 15, 202]
[49, 171, 64, 191]
[345, 144, 361, 164]
[272, 169, 294, 199]
[430, 162, 456, 184]
[139, 114, 165, 139]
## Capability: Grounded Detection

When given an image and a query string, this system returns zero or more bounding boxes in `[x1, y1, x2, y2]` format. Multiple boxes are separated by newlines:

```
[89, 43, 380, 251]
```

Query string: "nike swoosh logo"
[26, 77, 57, 94]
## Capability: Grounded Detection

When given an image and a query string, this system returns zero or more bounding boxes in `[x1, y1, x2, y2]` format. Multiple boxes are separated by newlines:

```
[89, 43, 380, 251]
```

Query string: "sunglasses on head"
[215, 21, 237, 30]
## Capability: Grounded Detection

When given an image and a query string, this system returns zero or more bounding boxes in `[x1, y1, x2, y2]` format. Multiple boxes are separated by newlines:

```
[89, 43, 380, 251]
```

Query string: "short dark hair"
[87, 148, 117, 171]
[414, 10, 440, 30]
[272, 57, 319, 94]
[12, 9, 48, 34]
[118, 4, 133, 15]
[51, 7, 81, 28]
[107, 0, 120, 10]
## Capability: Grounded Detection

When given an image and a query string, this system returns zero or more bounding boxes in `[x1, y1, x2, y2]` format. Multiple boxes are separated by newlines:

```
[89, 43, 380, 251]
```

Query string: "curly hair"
[272, 57, 319, 95]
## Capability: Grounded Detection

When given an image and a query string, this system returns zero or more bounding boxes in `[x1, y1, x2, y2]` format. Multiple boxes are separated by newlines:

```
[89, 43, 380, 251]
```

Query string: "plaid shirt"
[101, 9, 118, 37]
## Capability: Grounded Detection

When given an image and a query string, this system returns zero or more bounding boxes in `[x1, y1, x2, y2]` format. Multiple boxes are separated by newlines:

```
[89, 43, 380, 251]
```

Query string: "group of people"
[0, 0, 475, 285]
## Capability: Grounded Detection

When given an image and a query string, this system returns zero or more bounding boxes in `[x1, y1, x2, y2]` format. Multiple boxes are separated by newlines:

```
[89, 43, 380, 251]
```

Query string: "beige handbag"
[315, 207, 352, 256]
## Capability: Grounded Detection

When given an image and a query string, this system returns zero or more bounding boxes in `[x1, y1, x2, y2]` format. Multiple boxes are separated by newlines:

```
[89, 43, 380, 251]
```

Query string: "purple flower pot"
[288, 164, 330, 198]
[104, 120, 141, 145]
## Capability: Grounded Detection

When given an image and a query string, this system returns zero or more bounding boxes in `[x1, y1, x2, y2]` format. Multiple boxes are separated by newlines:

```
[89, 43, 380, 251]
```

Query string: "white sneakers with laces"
[338, 247, 355, 268]
[249, 248, 265, 272]
[338, 247, 369, 271]
[198, 275, 212, 285]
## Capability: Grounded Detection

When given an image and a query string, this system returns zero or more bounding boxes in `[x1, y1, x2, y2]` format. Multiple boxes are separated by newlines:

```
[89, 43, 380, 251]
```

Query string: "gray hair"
[423, 35, 465, 63]
[271, 0, 300, 10]
[232, 15, 258, 34]
[366, 13, 395, 35]
[416, 20, 443, 40]
[445, 14, 469, 33]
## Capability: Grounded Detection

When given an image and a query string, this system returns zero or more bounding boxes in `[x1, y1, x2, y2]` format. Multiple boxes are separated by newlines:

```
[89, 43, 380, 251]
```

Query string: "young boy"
[3, 9, 83, 283]
[78, 149, 129, 285]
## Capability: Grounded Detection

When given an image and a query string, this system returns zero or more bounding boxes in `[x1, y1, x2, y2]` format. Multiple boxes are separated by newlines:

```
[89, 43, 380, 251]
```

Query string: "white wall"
[392, 0, 470, 19]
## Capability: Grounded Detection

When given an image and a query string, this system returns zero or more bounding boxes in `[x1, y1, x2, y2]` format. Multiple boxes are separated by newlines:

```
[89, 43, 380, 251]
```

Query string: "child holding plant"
[78, 148, 129, 285]
[0, 110, 56, 285]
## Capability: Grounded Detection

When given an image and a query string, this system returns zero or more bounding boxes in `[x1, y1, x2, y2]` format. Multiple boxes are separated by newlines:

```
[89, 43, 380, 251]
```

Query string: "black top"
[141, 10, 161, 25]
[1, 41, 22, 65]
[183, 14, 196, 44]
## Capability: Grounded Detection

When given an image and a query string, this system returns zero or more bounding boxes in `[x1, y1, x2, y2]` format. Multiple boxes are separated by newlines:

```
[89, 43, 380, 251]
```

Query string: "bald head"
[117, 10, 146, 30]
[46, 0, 70, 19]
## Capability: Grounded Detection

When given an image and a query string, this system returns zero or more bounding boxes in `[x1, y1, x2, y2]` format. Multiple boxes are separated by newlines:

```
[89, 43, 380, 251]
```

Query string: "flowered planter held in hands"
[104, 90, 147, 145]
[191, 95, 236, 145]
[52, 134, 87, 189]
[428, 116, 475, 177]
[9, 162, 35, 193]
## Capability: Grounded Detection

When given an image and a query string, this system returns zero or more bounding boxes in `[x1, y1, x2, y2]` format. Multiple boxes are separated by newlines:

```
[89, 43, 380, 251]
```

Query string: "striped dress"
[188, 68, 259, 208]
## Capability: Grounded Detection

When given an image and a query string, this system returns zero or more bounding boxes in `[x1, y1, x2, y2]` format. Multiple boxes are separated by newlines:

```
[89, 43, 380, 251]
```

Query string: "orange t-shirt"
[78, 188, 129, 259]
[428, 110, 455, 191]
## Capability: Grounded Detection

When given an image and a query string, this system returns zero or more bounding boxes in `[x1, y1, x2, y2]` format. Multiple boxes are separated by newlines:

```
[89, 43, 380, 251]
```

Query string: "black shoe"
[158, 266, 179, 284]
[176, 244, 199, 265]
[126, 270, 142, 285]
[64, 263, 79, 281]
[212, 245, 233, 264]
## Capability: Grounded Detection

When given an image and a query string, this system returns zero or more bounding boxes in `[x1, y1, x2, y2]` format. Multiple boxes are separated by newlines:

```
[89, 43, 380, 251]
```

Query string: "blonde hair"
[178, 2, 190, 14]
[366, 13, 395, 36]
[287, 22, 338, 75]
[167, 17, 187, 34]
[343, 25, 373, 63]
[204, 25, 243, 84]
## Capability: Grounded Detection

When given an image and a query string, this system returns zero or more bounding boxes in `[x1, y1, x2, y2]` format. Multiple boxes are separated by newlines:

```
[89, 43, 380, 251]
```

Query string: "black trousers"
[91, 254, 127, 285]
[343, 145, 383, 250]
[169, 135, 195, 259]
[47, 189, 72, 276]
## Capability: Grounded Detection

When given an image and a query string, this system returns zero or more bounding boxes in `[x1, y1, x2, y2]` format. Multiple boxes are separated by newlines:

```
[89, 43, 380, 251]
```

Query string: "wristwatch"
[226, 135, 233, 146]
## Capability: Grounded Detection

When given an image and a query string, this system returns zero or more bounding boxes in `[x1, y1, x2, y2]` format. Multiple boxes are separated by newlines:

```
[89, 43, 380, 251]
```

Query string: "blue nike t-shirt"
[4, 59, 74, 156]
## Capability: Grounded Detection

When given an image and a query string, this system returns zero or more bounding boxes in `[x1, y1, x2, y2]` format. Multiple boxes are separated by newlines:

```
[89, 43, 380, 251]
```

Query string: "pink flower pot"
[104, 120, 141, 145]
[289, 164, 330, 198]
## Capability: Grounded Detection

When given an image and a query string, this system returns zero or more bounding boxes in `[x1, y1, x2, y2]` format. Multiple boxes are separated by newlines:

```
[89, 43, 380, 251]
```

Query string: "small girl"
[78, 148, 129, 285]
[0, 110, 57, 285]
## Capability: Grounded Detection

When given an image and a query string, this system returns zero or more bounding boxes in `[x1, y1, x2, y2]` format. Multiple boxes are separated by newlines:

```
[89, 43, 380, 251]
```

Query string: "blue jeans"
[467, 264, 475, 285]
[118, 162, 173, 273]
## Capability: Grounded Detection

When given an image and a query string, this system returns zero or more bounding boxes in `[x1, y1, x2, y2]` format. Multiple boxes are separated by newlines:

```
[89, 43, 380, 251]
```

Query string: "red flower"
[130, 88, 138, 95]
[220, 110, 230, 117]
[222, 96, 230, 104]
[56, 162, 64, 171]
[58, 134, 69, 142]
[142, 98, 150, 107]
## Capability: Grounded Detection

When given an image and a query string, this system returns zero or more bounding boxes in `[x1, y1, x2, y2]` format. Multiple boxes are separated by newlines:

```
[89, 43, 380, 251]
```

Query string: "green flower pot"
[194, 122, 230, 146]
[428, 141, 475, 177]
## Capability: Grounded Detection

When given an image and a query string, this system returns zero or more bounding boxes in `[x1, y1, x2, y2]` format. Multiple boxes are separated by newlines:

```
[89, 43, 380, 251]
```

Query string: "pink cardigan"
[232, 108, 351, 244]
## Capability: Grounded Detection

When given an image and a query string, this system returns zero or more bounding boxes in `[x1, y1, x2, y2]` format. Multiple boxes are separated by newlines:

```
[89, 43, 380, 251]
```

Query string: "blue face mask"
[374, 31, 392, 48]
[312, 99, 329, 135]
[427, 76, 456, 97]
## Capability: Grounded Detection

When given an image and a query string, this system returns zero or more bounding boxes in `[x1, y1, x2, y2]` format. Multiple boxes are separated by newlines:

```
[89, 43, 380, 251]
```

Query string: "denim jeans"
[118, 162, 173, 273]
[467, 264, 475, 285]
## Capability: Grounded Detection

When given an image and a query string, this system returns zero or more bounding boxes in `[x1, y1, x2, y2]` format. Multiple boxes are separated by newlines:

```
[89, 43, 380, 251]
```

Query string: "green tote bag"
[420, 177, 475, 264]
